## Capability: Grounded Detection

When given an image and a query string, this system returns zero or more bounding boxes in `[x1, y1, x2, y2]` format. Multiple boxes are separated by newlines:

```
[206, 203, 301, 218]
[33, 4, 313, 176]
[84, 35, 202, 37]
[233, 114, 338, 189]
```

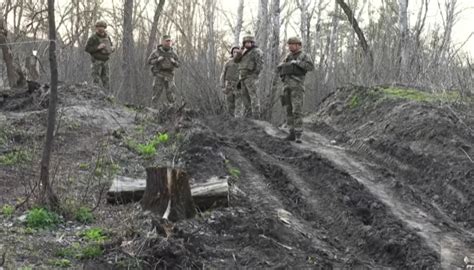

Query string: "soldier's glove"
[170, 58, 176, 63]
[157, 56, 164, 62]
[290, 60, 299, 65]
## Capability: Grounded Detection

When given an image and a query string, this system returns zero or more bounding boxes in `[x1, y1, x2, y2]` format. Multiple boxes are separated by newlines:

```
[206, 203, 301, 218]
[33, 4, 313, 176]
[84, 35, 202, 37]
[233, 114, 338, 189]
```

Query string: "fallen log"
[107, 174, 229, 211]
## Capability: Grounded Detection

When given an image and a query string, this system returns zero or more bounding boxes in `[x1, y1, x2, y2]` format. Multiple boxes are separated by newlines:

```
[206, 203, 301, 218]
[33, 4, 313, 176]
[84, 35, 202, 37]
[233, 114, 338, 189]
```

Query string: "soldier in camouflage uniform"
[234, 35, 264, 119]
[278, 37, 314, 143]
[85, 21, 114, 89]
[219, 46, 241, 116]
[147, 35, 180, 105]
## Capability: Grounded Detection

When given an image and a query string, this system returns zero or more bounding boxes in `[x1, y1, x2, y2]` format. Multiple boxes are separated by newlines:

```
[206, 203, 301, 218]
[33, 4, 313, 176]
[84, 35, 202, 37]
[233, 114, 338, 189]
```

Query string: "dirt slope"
[0, 84, 472, 269]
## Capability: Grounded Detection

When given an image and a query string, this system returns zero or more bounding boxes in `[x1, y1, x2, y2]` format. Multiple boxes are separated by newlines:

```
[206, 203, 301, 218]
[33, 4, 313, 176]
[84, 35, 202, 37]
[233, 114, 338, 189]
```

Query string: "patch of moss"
[382, 87, 463, 103]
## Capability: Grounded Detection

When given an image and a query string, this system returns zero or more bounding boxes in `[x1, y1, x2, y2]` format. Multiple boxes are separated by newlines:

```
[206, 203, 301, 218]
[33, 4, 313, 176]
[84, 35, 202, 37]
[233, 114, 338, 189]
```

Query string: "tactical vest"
[280, 51, 307, 77]
[224, 60, 239, 82]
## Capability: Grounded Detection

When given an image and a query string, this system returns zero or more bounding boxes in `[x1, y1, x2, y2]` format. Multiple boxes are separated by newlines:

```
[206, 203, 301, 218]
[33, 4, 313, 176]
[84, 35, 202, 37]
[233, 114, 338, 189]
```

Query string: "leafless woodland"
[1, 0, 473, 120]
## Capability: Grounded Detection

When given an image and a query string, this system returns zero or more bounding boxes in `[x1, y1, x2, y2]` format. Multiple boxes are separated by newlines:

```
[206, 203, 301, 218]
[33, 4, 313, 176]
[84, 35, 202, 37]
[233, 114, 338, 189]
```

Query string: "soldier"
[219, 46, 241, 116]
[85, 21, 114, 89]
[147, 35, 180, 106]
[278, 37, 314, 143]
[234, 35, 264, 119]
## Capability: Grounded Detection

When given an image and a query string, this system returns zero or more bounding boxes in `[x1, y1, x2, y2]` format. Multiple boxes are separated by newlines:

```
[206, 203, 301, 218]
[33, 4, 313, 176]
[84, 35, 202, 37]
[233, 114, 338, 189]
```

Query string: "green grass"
[382, 87, 462, 102]
[56, 243, 103, 260]
[48, 258, 71, 268]
[349, 95, 360, 108]
[126, 132, 170, 158]
[26, 208, 60, 229]
[75, 207, 94, 224]
[81, 227, 108, 242]
[0, 149, 31, 166]
[2, 204, 14, 217]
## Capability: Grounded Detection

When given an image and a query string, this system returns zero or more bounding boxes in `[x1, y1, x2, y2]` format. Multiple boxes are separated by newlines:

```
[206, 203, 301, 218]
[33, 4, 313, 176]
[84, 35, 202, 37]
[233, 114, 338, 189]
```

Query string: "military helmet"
[287, 36, 302, 45]
[242, 35, 255, 43]
[95, 20, 107, 28]
[162, 34, 172, 41]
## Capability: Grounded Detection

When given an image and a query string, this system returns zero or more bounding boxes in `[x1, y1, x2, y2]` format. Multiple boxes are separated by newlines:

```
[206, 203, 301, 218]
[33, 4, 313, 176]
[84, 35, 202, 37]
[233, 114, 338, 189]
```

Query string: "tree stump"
[141, 167, 196, 222]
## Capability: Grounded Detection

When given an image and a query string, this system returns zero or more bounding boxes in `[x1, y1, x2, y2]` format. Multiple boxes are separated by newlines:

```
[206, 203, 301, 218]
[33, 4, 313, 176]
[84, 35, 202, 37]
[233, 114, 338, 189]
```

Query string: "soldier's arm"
[219, 61, 228, 88]
[85, 37, 99, 54]
[295, 53, 315, 72]
[147, 51, 159, 65]
[233, 51, 243, 63]
[171, 53, 180, 68]
[254, 50, 264, 74]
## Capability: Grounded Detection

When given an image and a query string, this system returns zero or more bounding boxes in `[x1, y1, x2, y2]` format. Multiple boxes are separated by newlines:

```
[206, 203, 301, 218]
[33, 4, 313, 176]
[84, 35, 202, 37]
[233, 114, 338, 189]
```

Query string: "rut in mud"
[198, 115, 473, 269]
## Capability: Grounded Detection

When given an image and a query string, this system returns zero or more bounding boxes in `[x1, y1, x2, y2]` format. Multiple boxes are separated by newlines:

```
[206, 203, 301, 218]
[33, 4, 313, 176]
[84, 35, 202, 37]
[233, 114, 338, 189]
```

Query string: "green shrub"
[26, 208, 60, 229]
[75, 207, 94, 224]
[2, 204, 14, 217]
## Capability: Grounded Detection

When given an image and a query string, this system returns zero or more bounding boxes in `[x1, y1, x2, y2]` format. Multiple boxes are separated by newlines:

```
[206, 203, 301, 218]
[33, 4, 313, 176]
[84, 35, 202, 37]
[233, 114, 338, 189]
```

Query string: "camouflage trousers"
[91, 59, 110, 90]
[283, 82, 304, 137]
[152, 75, 177, 105]
[224, 81, 242, 117]
[240, 76, 260, 119]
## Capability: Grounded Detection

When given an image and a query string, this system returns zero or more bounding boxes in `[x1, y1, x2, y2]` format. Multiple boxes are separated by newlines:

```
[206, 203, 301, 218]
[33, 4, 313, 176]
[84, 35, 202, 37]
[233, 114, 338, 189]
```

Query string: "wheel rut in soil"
[253, 120, 473, 269]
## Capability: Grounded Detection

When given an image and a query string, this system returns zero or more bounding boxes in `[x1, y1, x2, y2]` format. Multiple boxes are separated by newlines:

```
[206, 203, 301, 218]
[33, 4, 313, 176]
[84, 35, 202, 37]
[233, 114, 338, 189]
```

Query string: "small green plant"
[349, 95, 360, 108]
[78, 163, 90, 170]
[0, 149, 31, 166]
[26, 208, 60, 229]
[18, 267, 33, 270]
[229, 167, 241, 178]
[78, 244, 103, 259]
[49, 258, 71, 267]
[75, 207, 94, 224]
[136, 143, 157, 157]
[81, 227, 107, 242]
[2, 204, 14, 217]
[55, 245, 77, 258]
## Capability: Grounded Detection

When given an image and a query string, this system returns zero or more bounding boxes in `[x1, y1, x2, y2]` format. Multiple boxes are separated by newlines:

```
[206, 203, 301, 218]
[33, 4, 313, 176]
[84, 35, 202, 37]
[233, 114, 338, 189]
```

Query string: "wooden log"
[141, 167, 196, 222]
[107, 176, 229, 210]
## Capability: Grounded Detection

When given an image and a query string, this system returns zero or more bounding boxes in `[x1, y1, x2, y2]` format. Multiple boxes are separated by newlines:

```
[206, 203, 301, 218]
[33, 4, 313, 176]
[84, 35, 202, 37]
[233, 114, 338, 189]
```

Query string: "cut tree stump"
[141, 167, 196, 221]
[107, 175, 229, 210]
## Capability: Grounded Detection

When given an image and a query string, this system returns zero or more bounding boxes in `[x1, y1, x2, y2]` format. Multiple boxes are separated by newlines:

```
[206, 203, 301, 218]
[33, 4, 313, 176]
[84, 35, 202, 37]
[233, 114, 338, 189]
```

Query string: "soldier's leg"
[234, 85, 243, 117]
[244, 77, 260, 119]
[284, 87, 296, 141]
[226, 86, 236, 116]
[240, 80, 252, 117]
[291, 87, 304, 142]
[101, 61, 110, 90]
[91, 60, 102, 86]
[152, 76, 165, 105]
[165, 80, 177, 104]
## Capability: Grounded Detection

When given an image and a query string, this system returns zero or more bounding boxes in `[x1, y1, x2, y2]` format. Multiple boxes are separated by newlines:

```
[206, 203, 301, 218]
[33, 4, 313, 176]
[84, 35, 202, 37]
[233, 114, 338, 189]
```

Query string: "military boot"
[285, 129, 296, 141]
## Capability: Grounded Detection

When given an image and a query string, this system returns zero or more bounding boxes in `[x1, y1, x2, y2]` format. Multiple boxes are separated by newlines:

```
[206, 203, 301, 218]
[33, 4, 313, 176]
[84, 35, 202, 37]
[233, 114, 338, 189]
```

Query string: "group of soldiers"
[85, 21, 314, 143]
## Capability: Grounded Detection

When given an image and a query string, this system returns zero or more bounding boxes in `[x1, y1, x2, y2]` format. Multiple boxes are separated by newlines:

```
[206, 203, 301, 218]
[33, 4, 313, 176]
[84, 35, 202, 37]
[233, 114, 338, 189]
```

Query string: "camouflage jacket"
[147, 45, 180, 78]
[85, 33, 114, 61]
[219, 58, 239, 87]
[278, 50, 314, 83]
[234, 46, 264, 79]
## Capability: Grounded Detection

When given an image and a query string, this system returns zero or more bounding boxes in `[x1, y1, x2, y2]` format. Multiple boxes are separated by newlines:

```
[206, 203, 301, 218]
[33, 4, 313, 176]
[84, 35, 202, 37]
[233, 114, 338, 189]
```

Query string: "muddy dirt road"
[199, 116, 473, 269]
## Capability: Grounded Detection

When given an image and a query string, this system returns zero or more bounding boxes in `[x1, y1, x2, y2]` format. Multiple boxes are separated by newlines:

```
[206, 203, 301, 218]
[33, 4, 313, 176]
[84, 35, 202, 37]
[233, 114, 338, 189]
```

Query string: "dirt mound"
[310, 86, 474, 229]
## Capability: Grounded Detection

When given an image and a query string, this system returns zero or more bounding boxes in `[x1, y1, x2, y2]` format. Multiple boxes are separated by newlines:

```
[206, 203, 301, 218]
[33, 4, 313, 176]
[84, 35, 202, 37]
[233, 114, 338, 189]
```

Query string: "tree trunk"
[336, 0, 373, 67]
[38, 0, 59, 209]
[398, 0, 409, 81]
[0, 13, 20, 88]
[144, 0, 166, 64]
[233, 0, 244, 45]
[120, 0, 135, 99]
[141, 167, 196, 222]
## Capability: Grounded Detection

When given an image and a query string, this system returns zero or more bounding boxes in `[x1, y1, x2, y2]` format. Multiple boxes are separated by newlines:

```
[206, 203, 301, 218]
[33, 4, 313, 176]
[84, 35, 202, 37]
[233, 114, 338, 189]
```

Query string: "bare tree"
[120, 0, 135, 99]
[0, 12, 20, 87]
[398, 0, 409, 81]
[144, 0, 166, 64]
[336, 0, 373, 67]
[234, 0, 244, 46]
[39, 0, 60, 208]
